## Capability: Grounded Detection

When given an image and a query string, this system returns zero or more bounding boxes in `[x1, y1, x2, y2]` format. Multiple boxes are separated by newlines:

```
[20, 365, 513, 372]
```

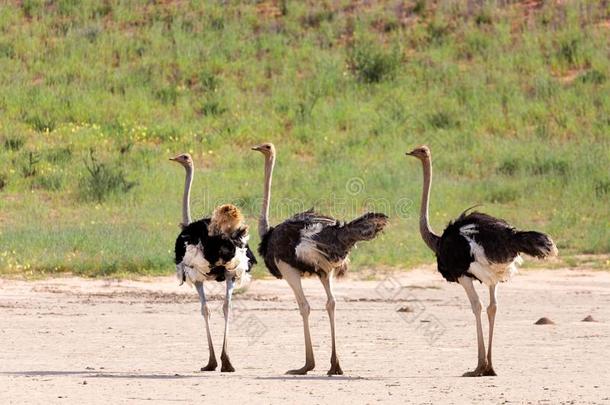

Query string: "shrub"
[3, 137, 24, 151]
[155, 87, 179, 105]
[461, 31, 490, 59]
[119, 142, 133, 155]
[279, 0, 288, 16]
[57, 0, 79, 16]
[532, 76, 558, 100]
[295, 86, 322, 123]
[428, 111, 458, 129]
[21, 0, 42, 19]
[199, 70, 220, 92]
[413, 0, 426, 15]
[209, 16, 224, 30]
[24, 113, 56, 133]
[557, 37, 579, 65]
[92, 2, 112, 18]
[595, 179, 610, 198]
[577, 69, 606, 85]
[33, 173, 64, 191]
[45, 147, 72, 164]
[20, 151, 40, 178]
[528, 157, 570, 176]
[347, 41, 401, 83]
[555, 32, 589, 68]
[497, 157, 570, 177]
[475, 11, 493, 26]
[0, 42, 15, 58]
[79, 150, 137, 202]
[80, 25, 102, 43]
[427, 19, 450, 44]
[201, 99, 226, 116]
[301, 9, 334, 28]
[485, 185, 519, 204]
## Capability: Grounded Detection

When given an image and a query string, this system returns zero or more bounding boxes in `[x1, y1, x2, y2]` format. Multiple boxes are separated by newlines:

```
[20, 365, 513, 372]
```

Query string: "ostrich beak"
[405, 150, 415, 156]
[251, 145, 261, 151]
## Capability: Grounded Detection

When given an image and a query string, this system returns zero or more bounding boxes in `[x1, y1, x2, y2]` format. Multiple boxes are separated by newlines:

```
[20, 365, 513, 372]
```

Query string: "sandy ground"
[0, 267, 609, 404]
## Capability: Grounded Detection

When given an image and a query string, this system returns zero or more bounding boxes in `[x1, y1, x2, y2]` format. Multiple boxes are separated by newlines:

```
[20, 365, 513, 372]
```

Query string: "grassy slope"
[0, 1, 608, 277]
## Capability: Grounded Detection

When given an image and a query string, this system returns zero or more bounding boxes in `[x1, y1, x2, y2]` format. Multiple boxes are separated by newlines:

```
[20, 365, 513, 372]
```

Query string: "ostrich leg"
[176, 263, 185, 286]
[195, 281, 217, 371]
[484, 284, 498, 376]
[459, 276, 487, 377]
[278, 261, 315, 375]
[320, 270, 343, 375]
[220, 273, 236, 372]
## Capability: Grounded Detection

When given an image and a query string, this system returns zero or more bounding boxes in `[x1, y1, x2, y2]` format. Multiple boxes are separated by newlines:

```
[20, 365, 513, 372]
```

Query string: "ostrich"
[252, 143, 388, 375]
[406, 145, 558, 377]
[170, 153, 256, 372]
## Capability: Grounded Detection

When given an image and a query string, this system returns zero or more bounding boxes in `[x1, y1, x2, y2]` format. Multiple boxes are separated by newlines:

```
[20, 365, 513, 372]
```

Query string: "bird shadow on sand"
[258, 374, 476, 381]
[0, 370, 198, 380]
[256, 375, 368, 381]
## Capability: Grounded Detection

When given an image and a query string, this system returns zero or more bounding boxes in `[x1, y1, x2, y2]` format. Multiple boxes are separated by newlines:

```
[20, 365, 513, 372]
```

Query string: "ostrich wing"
[453, 212, 520, 264]
[295, 212, 388, 271]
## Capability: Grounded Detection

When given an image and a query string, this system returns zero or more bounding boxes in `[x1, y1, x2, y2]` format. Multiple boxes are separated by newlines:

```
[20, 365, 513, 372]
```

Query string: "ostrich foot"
[462, 364, 487, 377]
[327, 361, 343, 376]
[483, 365, 497, 376]
[201, 358, 217, 372]
[220, 353, 235, 373]
[285, 363, 315, 375]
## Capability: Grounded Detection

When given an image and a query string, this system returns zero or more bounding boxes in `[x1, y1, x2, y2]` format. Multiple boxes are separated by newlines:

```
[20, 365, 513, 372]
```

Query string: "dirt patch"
[1, 268, 609, 403]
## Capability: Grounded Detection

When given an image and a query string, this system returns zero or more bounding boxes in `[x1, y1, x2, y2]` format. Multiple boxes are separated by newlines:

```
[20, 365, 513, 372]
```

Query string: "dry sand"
[0, 268, 609, 404]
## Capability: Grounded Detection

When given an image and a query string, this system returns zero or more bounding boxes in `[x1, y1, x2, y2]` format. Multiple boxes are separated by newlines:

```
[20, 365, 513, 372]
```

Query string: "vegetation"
[0, 1, 608, 277]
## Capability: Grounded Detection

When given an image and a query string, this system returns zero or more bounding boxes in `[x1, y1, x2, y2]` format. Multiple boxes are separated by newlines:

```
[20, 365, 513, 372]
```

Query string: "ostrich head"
[205, 235, 238, 266]
[251, 142, 275, 157]
[209, 204, 245, 236]
[169, 153, 193, 168]
[406, 145, 431, 160]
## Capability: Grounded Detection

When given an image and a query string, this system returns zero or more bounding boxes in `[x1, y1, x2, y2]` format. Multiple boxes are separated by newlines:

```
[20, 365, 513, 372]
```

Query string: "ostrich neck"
[419, 158, 440, 254]
[182, 165, 193, 226]
[259, 154, 275, 238]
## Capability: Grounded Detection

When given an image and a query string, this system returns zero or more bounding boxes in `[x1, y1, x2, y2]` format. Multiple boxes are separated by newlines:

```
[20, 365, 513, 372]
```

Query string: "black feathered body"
[174, 218, 257, 284]
[436, 211, 557, 285]
[259, 209, 388, 279]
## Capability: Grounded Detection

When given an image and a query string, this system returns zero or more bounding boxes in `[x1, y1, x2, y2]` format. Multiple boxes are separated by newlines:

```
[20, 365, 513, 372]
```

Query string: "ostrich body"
[170, 153, 256, 372]
[252, 143, 388, 375]
[406, 145, 557, 377]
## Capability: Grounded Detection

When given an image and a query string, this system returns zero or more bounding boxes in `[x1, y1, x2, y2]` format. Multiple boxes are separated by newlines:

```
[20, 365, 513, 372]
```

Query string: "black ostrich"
[251, 143, 388, 375]
[170, 153, 256, 372]
[406, 145, 558, 377]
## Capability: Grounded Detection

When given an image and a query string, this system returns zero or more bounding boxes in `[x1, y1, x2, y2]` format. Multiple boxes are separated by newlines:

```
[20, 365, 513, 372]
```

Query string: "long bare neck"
[259, 153, 275, 237]
[419, 157, 440, 254]
[181, 164, 193, 226]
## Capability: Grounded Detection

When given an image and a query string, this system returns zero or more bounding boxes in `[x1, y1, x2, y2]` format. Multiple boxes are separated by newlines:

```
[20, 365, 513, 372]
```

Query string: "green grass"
[0, 1, 608, 277]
